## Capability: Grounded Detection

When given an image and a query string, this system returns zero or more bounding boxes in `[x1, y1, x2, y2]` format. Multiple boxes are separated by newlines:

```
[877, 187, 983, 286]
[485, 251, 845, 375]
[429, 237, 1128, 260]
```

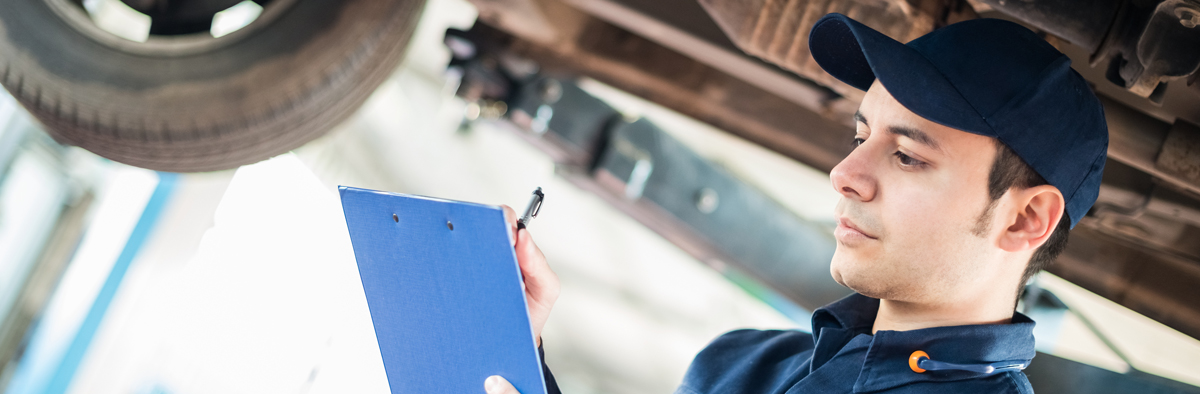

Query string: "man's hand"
[501, 205, 560, 348]
[485, 375, 520, 394]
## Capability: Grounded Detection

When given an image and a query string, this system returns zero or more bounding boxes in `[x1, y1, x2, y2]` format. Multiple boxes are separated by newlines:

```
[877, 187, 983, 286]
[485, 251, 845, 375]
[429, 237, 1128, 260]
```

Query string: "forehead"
[858, 81, 996, 159]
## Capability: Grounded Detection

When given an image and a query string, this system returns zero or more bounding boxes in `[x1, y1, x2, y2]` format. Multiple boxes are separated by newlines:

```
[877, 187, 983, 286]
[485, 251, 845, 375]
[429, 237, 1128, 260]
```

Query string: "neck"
[872, 296, 1015, 334]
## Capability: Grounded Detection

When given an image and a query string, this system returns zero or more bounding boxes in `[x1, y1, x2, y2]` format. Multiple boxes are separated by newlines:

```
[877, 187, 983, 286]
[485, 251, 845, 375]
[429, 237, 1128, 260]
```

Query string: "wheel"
[0, 0, 426, 172]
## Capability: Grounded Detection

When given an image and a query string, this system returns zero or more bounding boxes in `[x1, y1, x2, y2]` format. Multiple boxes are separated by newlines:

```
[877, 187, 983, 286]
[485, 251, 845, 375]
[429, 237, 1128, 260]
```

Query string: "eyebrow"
[854, 110, 868, 127]
[853, 110, 943, 153]
[888, 125, 943, 153]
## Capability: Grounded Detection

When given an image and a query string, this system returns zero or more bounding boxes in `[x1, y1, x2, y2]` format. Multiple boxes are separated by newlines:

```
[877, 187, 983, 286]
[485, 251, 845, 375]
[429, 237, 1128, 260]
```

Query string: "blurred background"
[1, 0, 1200, 393]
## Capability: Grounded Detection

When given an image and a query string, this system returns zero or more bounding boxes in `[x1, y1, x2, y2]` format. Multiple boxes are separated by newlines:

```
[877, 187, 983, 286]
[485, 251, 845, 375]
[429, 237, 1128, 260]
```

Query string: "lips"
[837, 217, 877, 240]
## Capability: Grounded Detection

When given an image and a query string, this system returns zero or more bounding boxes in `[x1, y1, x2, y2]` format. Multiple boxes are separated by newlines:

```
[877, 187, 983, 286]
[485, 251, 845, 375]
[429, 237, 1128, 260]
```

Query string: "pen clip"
[518, 187, 544, 230]
[530, 188, 544, 218]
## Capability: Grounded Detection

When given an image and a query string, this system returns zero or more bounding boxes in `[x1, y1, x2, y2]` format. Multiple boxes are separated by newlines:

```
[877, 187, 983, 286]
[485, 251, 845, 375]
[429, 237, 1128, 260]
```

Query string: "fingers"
[502, 202, 559, 346]
[516, 229, 558, 305]
[485, 375, 520, 394]
[515, 228, 559, 342]
[501, 205, 518, 245]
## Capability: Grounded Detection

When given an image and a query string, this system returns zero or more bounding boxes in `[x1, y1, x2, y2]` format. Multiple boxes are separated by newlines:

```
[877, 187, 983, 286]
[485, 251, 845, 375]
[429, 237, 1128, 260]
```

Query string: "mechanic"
[485, 11, 1107, 394]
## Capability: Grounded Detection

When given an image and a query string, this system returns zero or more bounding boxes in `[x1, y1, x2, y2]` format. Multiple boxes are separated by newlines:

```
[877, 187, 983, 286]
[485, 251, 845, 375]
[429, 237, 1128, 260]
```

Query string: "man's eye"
[852, 138, 865, 148]
[894, 151, 925, 167]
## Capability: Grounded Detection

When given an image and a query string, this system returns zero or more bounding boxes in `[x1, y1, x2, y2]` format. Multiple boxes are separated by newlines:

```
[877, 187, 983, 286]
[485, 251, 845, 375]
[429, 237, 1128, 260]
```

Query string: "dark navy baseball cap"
[808, 13, 1108, 229]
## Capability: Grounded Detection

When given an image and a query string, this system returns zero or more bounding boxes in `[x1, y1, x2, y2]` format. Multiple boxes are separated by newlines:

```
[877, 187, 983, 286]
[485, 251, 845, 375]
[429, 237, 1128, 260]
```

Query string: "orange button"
[909, 350, 929, 373]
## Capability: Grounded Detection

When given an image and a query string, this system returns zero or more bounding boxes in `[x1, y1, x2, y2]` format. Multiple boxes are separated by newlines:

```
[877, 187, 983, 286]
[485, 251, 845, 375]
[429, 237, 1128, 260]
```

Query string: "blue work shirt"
[674, 293, 1037, 394]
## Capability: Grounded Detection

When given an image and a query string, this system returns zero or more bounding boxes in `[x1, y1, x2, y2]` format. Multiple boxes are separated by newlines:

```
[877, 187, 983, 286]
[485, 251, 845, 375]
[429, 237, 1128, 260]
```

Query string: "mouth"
[836, 217, 878, 240]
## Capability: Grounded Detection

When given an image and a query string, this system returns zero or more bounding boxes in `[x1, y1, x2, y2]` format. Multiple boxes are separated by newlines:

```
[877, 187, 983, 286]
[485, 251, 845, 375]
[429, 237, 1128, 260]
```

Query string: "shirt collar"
[811, 292, 879, 341]
[809, 293, 1037, 393]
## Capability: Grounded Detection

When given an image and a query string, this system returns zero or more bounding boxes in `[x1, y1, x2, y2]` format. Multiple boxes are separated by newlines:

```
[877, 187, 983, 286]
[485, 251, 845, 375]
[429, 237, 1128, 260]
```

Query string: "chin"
[830, 250, 898, 300]
[840, 275, 900, 300]
[829, 250, 859, 289]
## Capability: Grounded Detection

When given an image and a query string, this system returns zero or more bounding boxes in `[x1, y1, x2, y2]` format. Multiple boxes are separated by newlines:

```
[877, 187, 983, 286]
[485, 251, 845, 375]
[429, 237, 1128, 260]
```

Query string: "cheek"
[882, 168, 987, 232]
[881, 188, 957, 239]
[878, 182, 987, 266]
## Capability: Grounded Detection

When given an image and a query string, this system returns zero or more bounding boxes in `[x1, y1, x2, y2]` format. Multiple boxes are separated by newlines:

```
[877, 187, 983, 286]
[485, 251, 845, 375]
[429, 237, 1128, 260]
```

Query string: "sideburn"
[971, 198, 999, 238]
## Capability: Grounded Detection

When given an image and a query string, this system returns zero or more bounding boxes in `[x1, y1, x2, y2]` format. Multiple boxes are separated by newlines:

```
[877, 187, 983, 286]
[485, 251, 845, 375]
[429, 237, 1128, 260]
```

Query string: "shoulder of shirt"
[679, 329, 816, 394]
[715, 328, 813, 341]
[705, 329, 814, 349]
[693, 328, 816, 363]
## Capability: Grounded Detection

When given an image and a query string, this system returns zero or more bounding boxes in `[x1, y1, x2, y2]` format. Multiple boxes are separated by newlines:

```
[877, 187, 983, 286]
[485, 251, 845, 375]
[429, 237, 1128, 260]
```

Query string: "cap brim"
[808, 14, 994, 137]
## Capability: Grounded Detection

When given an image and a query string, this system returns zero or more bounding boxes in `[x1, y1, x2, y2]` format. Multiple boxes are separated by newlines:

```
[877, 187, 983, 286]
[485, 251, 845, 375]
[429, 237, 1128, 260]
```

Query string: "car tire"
[0, 0, 425, 172]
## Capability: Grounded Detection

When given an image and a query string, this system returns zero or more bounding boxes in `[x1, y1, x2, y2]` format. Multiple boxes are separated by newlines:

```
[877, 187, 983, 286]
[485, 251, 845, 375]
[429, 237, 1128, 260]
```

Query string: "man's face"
[829, 81, 1000, 304]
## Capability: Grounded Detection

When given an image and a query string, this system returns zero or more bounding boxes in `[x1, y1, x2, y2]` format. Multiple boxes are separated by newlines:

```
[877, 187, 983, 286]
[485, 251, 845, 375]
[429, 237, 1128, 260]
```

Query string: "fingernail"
[485, 376, 500, 393]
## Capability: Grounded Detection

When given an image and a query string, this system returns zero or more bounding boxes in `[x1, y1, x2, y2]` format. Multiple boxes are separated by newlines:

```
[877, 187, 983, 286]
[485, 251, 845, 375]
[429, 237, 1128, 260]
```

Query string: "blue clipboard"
[339, 186, 547, 394]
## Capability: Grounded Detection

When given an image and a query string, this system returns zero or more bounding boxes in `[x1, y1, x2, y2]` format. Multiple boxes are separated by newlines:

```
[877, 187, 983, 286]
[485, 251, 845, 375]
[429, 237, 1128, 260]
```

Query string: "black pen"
[516, 187, 544, 230]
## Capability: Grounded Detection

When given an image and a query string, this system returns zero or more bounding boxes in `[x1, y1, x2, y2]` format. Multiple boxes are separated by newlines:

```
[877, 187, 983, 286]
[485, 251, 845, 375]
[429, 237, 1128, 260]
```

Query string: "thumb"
[485, 375, 521, 394]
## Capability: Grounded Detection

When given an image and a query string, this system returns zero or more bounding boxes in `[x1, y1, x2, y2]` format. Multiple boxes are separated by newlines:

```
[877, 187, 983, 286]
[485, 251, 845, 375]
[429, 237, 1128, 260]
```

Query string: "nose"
[830, 144, 877, 202]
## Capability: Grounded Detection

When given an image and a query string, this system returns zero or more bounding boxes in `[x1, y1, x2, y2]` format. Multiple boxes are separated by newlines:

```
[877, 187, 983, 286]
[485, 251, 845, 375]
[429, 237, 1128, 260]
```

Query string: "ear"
[998, 185, 1065, 253]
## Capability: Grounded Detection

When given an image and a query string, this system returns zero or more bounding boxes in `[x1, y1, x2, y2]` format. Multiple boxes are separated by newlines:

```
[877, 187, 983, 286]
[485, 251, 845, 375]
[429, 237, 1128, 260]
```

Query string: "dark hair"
[984, 142, 1071, 299]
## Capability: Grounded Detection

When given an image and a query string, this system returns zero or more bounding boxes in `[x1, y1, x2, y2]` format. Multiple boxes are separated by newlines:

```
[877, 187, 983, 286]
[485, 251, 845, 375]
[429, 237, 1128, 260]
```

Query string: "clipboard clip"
[517, 187, 544, 230]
